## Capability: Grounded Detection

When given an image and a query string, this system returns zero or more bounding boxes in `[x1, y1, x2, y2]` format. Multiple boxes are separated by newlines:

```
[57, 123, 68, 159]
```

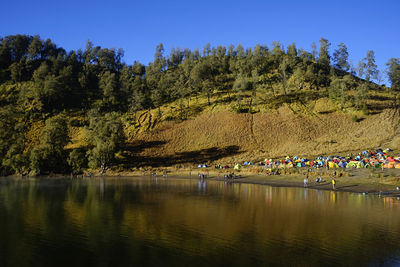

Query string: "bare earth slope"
[129, 106, 400, 165]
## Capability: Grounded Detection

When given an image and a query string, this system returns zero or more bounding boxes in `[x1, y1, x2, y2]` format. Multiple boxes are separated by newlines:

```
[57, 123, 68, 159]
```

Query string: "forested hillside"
[0, 34, 400, 175]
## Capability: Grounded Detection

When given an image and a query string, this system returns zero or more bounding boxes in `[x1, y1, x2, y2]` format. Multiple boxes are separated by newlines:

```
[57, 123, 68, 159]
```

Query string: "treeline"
[0, 34, 399, 175]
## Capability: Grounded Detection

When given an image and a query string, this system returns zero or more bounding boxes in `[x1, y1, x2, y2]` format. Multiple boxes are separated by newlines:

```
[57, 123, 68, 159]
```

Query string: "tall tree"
[333, 43, 349, 71]
[190, 60, 215, 105]
[287, 43, 297, 58]
[29, 114, 70, 175]
[318, 38, 331, 66]
[233, 72, 249, 109]
[359, 50, 379, 82]
[386, 58, 400, 90]
[86, 112, 125, 173]
[311, 42, 317, 61]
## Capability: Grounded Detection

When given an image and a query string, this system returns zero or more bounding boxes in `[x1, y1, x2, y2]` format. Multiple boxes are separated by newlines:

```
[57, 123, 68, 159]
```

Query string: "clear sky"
[1, 0, 399, 83]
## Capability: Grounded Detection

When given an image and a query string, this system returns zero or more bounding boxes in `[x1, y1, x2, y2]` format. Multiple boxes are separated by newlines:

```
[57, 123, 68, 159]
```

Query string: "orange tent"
[385, 162, 397, 168]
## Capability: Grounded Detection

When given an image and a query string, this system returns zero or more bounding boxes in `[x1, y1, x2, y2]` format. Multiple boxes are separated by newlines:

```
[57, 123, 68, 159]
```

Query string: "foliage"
[29, 114, 70, 175]
[86, 111, 125, 173]
[68, 148, 88, 174]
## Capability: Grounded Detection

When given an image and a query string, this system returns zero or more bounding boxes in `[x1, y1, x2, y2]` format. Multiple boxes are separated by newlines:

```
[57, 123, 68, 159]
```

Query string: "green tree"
[147, 43, 167, 117]
[278, 57, 290, 94]
[359, 50, 379, 82]
[355, 83, 369, 110]
[386, 58, 400, 90]
[329, 75, 348, 110]
[190, 60, 215, 105]
[233, 72, 249, 110]
[98, 70, 119, 108]
[68, 148, 88, 174]
[311, 42, 317, 61]
[287, 43, 297, 58]
[29, 114, 70, 175]
[318, 38, 331, 66]
[86, 112, 125, 173]
[333, 43, 349, 71]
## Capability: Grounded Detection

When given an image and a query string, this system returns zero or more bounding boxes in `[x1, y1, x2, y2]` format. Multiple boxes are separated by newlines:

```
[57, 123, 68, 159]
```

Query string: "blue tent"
[338, 162, 347, 168]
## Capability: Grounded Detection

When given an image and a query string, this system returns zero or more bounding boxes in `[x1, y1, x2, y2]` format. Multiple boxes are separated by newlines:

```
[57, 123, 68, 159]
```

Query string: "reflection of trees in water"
[0, 178, 400, 266]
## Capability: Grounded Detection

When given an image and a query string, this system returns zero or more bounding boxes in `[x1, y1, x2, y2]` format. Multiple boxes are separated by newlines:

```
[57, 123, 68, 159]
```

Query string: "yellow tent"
[328, 162, 339, 169]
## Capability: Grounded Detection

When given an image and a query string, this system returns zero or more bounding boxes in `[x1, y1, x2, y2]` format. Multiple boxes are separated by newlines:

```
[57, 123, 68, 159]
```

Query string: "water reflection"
[0, 177, 400, 266]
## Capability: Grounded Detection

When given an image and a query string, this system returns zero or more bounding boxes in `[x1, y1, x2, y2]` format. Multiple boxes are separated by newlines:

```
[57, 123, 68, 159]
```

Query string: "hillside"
[109, 94, 400, 170]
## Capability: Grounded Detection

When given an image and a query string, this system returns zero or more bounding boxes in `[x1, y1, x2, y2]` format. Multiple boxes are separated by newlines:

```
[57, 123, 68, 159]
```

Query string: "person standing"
[304, 174, 309, 188]
[332, 178, 336, 190]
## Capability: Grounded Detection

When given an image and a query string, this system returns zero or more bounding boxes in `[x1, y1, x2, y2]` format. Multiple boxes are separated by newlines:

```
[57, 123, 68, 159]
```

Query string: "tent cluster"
[259, 149, 398, 169]
[235, 148, 399, 170]
[200, 149, 400, 171]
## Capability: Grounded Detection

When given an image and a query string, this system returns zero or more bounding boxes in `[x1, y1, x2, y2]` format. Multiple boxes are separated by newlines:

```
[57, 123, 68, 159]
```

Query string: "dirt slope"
[127, 106, 400, 166]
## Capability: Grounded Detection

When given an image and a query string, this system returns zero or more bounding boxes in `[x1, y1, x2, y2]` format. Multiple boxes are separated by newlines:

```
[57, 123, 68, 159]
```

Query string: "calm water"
[1, 177, 400, 266]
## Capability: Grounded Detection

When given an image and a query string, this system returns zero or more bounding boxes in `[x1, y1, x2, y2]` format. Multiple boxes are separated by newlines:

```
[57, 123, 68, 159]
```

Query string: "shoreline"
[4, 168, 400, 197]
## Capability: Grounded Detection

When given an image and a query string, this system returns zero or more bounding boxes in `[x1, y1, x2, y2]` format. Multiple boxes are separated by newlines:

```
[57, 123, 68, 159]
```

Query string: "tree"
[98, 70, 119, 109]
[147, 43, 167, 117]
[287, 43, 297, 58]
[311, 42, 317, 61]
[386, 58, 400, 90]
[333, 43, 349, 71]
[29, 114, 70, 175]
[86, 112, 125, 173]
[278, 57, 290, 94]
[318, 38, 331, 66]
[190, 60, 215, 105]
[27, 35, 43, 60]
[359, 50, 379, 82]
[329, 76, 348, 110]
[3, 142, 28, 175]
[68, 148, 88, 174]
[233, 72, 249, 110]
[355, 83, 368, 111]
[288, 66, 305, 91]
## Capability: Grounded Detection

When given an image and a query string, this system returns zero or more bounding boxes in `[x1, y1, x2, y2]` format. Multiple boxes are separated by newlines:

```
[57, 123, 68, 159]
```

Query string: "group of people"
[304, 171, 336, 190]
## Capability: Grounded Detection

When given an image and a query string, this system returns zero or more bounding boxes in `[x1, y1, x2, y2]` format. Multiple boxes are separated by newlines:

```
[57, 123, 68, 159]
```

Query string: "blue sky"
[2, 0, 399, 83]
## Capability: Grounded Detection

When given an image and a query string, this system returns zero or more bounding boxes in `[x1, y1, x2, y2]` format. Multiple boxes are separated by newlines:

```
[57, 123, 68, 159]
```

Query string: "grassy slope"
[106, 90, 400, 169]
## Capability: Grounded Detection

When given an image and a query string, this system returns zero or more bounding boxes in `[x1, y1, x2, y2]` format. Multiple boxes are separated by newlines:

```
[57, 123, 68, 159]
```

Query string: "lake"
[0, 177, 400, 266]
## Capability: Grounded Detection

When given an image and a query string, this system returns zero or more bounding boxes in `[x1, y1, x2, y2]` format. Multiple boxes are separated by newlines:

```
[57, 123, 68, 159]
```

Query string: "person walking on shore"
[332, 178, 336, 190]
[304, 174, 309, 188]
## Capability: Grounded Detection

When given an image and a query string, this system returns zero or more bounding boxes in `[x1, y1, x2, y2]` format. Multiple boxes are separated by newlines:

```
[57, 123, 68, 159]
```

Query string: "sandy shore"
[119, 167, 400, 197]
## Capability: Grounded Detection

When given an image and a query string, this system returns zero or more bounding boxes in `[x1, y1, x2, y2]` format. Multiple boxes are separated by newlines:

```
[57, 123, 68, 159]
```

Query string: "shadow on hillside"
[261, 91, 325, 109]
[120, 142, 241, 168]
[366, 103, 388, 114]
[368, 94, 395, 101]
[317, 110, 334, 114]
[126, 140, 166, 153]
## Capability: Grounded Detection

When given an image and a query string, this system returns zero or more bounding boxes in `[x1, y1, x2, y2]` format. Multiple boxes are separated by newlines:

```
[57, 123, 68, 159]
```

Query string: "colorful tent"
[328, 161, 339, 169]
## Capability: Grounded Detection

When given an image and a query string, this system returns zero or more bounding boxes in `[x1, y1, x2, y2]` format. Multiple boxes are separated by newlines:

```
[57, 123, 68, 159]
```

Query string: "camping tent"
[328, 162, 339, 169]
